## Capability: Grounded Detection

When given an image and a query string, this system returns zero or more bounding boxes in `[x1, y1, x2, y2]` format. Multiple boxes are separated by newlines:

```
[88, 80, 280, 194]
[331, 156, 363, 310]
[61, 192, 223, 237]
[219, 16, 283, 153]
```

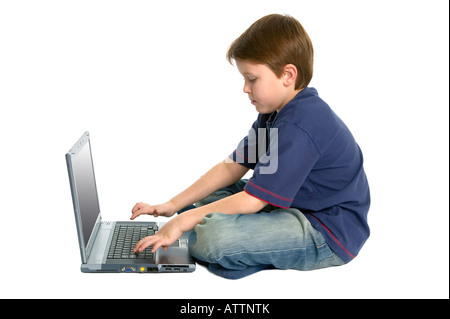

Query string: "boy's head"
[227, 14, 314, 91]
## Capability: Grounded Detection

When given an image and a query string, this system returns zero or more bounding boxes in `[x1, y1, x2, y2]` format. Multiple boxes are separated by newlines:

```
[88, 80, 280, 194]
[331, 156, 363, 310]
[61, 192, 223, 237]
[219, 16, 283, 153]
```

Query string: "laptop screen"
[68, 134, 100, 249]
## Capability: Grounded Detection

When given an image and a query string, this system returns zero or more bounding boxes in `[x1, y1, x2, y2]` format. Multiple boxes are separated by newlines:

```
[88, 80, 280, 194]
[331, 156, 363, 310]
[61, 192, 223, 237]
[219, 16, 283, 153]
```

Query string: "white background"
[0, 0, 448, 299]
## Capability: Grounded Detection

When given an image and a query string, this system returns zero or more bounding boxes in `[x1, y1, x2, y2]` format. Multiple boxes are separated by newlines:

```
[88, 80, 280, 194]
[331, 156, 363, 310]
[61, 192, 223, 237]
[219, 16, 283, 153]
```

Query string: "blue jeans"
[184, 180, 345, 279]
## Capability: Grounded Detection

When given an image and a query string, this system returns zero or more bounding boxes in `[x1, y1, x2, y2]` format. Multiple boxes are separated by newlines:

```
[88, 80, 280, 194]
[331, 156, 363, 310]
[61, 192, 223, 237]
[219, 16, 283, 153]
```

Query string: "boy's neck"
[276, 87, 303, 113]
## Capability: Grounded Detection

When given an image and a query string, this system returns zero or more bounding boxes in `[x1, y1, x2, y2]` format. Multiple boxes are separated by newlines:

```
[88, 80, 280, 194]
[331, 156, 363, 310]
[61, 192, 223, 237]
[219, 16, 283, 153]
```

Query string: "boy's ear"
[282, 64, 298, 87]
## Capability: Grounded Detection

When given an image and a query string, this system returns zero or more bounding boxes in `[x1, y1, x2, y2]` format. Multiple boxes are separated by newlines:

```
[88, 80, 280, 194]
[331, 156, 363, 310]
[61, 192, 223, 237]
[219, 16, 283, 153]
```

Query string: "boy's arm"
[133, 159, 268, 253]
[134, 186, 267, 254]
[169, 158, 250, 212]
[177, 190, 267, 231]
[131, 158, 249, 220]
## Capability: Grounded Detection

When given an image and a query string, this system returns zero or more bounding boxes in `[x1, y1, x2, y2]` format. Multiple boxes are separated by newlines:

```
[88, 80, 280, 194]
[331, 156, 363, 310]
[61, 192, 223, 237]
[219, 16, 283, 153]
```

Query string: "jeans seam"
[212, 246, 309, 262]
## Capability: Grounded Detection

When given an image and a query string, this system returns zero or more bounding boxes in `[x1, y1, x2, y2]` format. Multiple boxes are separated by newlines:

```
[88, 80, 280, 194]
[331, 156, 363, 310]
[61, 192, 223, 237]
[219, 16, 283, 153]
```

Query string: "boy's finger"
[130, 211, 142, 220]
[134, 236, 156, 253]
[131, 204, 141, 219]
[132, 202, 143, 214]
[151, 239, 166, 253]
[130, 206, 153, 220]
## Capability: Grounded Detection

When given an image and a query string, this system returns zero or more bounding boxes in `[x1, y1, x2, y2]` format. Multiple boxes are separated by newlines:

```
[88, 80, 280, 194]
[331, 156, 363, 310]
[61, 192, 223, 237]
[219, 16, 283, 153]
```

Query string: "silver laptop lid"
[66, 132, 102, 263]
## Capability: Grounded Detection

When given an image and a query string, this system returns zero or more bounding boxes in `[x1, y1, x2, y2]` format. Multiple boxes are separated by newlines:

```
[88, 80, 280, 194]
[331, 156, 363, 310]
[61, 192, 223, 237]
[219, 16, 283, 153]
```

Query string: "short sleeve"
[228, 118, 263, 170]
[228, 137, 256, 169]
[244, 123, 320, 208]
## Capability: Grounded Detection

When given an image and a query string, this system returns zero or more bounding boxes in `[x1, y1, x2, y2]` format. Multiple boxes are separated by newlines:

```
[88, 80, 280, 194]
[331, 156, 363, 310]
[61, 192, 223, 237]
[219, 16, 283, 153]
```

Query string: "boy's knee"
[188, 213, 236, 262]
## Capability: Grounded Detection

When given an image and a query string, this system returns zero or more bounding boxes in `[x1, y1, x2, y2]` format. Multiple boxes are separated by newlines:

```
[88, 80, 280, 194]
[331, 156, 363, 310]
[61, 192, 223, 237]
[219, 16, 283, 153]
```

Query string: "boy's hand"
[133, 217, 183, 253]
[130, 202, 176, 220]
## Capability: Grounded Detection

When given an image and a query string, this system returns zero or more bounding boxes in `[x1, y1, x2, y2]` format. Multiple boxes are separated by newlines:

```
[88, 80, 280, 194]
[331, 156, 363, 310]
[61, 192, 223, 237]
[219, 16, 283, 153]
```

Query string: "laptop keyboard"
[107, 224, 158, 260]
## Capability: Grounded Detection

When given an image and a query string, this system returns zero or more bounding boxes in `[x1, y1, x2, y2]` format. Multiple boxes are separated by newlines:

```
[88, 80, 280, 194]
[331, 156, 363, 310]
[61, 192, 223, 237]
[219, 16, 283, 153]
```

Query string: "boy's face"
[236, 59, 297, 114]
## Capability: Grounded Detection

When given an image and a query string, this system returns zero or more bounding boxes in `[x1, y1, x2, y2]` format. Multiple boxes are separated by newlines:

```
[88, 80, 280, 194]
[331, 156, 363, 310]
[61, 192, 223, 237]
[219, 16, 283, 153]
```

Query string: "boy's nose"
[243, 83, 251, 94]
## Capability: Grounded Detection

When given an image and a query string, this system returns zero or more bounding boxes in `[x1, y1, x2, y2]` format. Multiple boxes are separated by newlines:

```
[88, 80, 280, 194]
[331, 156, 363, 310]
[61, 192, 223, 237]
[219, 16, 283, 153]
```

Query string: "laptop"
[66, 131, 196, 273]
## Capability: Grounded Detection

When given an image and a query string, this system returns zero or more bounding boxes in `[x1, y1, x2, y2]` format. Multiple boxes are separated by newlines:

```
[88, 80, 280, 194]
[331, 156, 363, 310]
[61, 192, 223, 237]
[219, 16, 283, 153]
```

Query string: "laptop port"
[122, 267, 135, 272]
[162, 264, 189, 268]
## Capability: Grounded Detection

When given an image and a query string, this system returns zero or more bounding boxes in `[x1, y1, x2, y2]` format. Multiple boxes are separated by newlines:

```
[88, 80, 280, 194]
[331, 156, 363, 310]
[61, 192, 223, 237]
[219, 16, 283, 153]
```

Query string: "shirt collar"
[266, 87, 317, 124]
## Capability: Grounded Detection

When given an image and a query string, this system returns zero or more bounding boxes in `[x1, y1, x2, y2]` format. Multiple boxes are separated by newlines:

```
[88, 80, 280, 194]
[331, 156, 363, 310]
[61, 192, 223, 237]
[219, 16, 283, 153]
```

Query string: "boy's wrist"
[165, 200, 178, 216]
[174, 209, 202, 233]
[165, 200, 180, 215]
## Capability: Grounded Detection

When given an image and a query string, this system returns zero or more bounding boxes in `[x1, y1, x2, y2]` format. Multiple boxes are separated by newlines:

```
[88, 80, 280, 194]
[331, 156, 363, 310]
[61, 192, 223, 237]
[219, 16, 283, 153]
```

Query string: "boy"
[131, 14, 370, 279]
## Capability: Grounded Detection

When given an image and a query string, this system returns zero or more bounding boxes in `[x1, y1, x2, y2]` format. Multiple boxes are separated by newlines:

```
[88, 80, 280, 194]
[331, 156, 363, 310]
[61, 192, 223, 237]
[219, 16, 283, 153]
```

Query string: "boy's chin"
[255, 104, 274, 114]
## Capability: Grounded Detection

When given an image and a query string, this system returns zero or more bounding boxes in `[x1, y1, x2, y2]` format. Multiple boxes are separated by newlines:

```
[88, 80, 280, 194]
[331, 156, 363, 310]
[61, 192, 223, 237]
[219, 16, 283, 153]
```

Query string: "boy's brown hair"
[227, 14, 314, 90]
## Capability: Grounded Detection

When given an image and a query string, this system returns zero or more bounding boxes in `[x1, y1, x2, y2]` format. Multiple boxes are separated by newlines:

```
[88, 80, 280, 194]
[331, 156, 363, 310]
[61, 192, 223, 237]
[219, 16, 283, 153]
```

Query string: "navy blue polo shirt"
[229, 87, 370, 263]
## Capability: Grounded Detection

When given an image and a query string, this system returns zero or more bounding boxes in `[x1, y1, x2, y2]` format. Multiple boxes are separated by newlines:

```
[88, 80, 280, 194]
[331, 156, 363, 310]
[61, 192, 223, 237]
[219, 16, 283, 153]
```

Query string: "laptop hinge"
[84, 213, 102, 262]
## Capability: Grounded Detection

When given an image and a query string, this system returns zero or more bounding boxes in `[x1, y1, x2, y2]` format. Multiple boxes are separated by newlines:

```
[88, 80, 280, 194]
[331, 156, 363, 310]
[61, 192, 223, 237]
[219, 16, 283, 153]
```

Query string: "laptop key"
[107, 224, 159, 260]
